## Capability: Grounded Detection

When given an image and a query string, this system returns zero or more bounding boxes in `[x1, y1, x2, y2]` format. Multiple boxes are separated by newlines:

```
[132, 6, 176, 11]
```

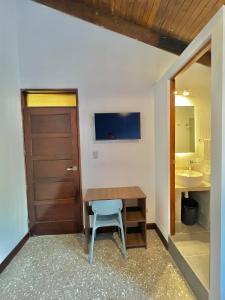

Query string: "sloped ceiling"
[33, 0, 218, 65]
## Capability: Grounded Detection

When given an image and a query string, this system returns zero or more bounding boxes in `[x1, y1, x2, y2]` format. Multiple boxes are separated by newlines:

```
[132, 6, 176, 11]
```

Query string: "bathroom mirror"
[175, 106, 195, 153]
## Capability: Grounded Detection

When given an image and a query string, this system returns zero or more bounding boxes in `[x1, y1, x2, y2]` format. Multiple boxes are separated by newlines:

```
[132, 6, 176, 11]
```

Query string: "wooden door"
[22, 95, 82, 235]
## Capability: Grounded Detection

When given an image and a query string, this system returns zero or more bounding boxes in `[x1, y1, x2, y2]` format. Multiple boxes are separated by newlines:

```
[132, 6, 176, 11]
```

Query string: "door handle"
[66, 166, 78, 171]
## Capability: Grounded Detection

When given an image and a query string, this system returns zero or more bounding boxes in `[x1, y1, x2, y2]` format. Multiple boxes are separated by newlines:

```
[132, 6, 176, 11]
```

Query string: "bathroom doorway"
[169, 42, 211, 298]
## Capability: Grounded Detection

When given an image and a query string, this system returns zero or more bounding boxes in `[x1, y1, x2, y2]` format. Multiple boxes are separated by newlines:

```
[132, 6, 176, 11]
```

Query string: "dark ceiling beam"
[33, 0, 160, 45]
[32, 0, 210, 66]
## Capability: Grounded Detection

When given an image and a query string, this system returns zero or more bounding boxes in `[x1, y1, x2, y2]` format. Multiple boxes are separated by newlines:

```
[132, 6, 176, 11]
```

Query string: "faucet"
[188, 160, 194, 170]
[188, 159, 201, 170]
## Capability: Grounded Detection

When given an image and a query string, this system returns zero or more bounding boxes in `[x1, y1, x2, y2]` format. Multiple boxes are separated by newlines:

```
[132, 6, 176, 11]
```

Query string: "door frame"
[21, 88, 83, 233]
[169, 42, 211, 235]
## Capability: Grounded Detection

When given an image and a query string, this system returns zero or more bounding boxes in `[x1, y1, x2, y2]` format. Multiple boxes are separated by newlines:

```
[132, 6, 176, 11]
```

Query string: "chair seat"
[93, 214, 121, 228]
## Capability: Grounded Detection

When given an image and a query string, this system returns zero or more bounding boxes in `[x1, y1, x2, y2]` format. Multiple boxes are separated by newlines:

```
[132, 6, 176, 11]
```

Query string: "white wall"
[0, 0, 28, 263]
[16, 0, 176, 223]
[155, 7, 225, 299]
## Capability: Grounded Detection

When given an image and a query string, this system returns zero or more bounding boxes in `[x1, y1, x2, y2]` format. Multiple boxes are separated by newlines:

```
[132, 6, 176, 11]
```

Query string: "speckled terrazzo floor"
[0, 231, 195, 300]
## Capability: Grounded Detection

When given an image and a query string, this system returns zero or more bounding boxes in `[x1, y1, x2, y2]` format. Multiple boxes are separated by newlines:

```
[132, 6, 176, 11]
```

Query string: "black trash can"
[181, 195, 199, 225]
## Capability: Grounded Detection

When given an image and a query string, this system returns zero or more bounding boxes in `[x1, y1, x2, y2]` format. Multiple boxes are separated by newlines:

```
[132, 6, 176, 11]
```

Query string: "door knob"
[66, 166, 78, 171]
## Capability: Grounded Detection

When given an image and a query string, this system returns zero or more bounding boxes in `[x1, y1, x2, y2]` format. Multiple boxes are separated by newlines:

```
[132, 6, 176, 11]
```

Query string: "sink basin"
[175, 169, 203, 187]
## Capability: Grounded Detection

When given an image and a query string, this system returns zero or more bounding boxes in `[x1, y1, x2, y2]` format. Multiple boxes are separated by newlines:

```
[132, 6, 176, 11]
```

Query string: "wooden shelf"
[126, 210, 145, 223]
[124, 198, 147, 249]
[126, 232, 146, 248]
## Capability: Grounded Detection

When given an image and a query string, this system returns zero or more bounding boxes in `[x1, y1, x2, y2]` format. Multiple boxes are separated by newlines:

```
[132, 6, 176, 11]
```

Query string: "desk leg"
[84, 202, 90, 254]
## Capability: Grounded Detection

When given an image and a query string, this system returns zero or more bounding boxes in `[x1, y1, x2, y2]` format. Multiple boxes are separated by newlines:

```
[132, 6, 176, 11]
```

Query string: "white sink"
[175, 169, 203, 187]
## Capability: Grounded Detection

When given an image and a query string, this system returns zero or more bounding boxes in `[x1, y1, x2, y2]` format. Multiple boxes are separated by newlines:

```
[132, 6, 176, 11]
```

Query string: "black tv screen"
[94, 112, 141, 140]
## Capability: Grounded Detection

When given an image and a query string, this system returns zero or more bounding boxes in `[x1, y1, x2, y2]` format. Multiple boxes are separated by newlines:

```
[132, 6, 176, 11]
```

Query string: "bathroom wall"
[190, 191, 210, 230]
[175, 62, 211, 176]
[175, 63, 211, 230]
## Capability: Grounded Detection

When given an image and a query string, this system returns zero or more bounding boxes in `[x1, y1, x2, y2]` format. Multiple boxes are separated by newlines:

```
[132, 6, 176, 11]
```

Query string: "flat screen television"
[94, 112, 141, 140]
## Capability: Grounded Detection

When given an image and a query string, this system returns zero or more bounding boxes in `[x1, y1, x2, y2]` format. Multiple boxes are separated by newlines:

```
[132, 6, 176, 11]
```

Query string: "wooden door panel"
[22, 92, 82, 235]
[33, 160, 73, 179]
[32, 137, 72, 156]
[29, 107, 73, 115]
[34, 181, 75, 201]
[35, 202, 77, 221]
[31, 114, 71, 134]
[31, 221, 80, 235]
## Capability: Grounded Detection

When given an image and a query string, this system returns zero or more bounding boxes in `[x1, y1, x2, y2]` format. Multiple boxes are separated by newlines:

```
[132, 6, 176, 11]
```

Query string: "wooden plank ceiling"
[33, 0, 222, 64]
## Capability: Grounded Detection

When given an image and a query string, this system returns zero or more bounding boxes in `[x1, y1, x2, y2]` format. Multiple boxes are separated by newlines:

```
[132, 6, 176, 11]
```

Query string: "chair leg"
[118, 212, 127, 259]
[117, 227, 121, 240]
[89, 214, 97, 264]
[89, 228, 96, 264]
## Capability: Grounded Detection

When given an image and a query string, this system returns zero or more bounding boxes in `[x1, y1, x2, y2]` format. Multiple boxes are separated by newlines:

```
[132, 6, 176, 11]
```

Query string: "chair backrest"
[92, 199, 122, 215]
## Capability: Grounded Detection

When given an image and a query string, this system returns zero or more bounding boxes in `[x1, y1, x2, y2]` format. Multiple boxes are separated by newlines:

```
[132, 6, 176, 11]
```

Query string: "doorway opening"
[21, 89, 83, 235]
[169, 42, 211, 294]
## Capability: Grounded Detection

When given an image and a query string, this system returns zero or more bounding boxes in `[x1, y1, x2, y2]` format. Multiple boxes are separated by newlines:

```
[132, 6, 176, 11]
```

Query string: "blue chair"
[89, 199, 126, 264]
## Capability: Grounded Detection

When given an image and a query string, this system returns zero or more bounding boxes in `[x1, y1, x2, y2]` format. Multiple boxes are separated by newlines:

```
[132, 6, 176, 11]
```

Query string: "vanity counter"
[175, 181, 211, 192]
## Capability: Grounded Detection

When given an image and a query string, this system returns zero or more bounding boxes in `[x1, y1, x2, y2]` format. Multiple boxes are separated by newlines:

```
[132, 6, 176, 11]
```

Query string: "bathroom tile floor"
[175, 222, 206, 234]
[0, 230, 196, 300]
[172, 222, 210, 290]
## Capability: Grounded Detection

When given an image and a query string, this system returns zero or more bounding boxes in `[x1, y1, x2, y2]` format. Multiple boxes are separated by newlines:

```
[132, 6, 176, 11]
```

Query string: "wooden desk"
[83, 186, 147, 253]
